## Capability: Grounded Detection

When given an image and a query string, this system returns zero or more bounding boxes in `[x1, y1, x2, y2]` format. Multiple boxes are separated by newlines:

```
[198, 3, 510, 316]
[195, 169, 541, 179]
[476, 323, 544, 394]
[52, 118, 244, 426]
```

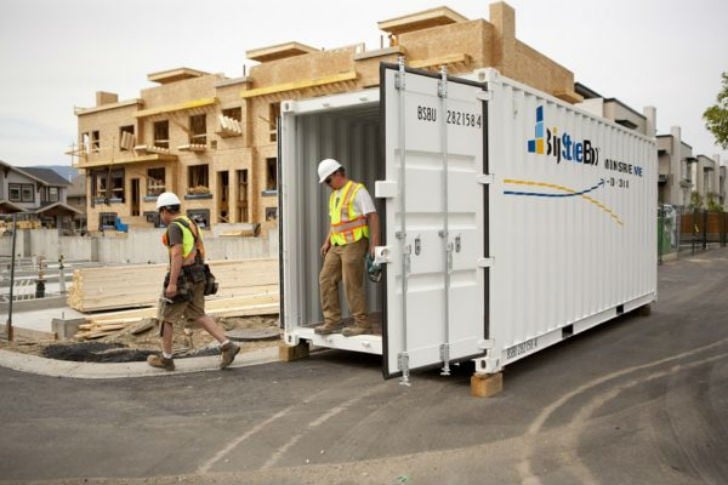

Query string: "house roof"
[35, 201, 82, 216]
[0, 160, 71, 186]
[22, 167, 72, 186]
[0, 200, 27, 214]
[0, 159, 48, 185]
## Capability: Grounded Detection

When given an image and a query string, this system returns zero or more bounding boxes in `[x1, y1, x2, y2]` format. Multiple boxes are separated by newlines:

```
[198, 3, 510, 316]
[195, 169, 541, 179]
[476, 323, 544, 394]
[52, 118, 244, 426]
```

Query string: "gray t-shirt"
[166, 222, 183, 247]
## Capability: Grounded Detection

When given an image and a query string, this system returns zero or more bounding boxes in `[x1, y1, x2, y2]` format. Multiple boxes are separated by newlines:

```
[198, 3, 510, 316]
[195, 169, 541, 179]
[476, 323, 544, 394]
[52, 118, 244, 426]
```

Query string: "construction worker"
[147, 191, 240, 371]
[315, 159, 380, 337]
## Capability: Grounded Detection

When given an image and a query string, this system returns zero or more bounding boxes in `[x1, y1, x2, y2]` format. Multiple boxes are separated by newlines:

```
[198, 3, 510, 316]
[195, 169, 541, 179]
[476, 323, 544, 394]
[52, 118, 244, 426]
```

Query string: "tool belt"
[202, 263, 218, 296]
[162, 265, 199, 303]
[163, 263, 217, 302]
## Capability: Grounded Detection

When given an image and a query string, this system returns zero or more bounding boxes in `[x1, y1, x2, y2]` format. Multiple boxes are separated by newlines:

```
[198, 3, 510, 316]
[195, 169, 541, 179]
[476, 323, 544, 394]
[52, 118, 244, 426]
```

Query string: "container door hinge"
[438, 66, 448, 98]
[477, 91, 492, 102]
[477, 174, 494, 185]
[478, 339, 494, 350]
[395, 56, 406, 91]
[440, 343, 451, 376]
[398, 352, 411, 386]
[477, 258, 494, 268]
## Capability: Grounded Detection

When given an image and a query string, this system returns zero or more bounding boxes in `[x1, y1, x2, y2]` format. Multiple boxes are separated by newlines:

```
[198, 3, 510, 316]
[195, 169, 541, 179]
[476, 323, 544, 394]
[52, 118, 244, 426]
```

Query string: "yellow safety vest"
[161, 216, 205, 263]
[329, 180, 369, 246]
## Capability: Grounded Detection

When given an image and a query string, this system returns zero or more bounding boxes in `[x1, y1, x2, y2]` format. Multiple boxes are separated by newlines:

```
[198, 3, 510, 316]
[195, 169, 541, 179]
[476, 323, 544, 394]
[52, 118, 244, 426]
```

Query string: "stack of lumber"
[74, 292, 279, 340]
[15, 220, 41, 229]
[67, 258, 278, 312]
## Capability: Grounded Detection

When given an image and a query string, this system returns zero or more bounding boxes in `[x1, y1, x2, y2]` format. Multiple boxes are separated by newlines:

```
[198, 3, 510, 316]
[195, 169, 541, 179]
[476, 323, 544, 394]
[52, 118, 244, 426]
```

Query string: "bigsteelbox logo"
[527, 106, 599, 166]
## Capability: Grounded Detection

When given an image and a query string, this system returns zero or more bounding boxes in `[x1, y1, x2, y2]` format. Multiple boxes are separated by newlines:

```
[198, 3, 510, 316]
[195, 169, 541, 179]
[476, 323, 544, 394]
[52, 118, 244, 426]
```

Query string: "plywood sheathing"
[244, 46, 358, 97]
[378, 6, 469, 36]
[247, 42, 319, 63]
[148, 67, 210, 85]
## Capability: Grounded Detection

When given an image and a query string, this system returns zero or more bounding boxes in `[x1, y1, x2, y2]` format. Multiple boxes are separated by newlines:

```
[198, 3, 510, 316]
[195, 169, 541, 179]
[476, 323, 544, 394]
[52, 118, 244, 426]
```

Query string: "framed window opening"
[264, 157, 277, 194]
[189, 114, 207, 145]
[91, 130, 100, 152]
[41, 186, 59, 203]
[269, 103, 280, 142]
[81, 132, 90, 154]
[265, 207, 278, 221]
[153, 120, 170, 149]
[110, 168, 125, 202]
[99, 212, 117, 229]
[147, 167, 166, 196]
[188, 164, 209, 194]
[90, 170, 107, 199]
[8, 183, 33, 202]
[186, 209, 210, 229]
[237, 169, 249, 222]
[222, 107, 241, 121]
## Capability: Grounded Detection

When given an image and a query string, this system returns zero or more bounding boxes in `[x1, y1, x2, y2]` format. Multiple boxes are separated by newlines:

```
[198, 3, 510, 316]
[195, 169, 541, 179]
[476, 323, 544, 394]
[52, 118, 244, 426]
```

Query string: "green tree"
[706, 192, 723, 212]
[690, 191, 704, 210]
[703, 72, 728, 149]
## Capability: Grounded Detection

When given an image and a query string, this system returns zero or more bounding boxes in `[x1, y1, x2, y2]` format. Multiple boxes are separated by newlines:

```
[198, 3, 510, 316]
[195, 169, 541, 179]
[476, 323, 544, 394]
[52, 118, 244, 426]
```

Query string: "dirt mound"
[2, 315, 281, 363]
[42, 342, 155, 363]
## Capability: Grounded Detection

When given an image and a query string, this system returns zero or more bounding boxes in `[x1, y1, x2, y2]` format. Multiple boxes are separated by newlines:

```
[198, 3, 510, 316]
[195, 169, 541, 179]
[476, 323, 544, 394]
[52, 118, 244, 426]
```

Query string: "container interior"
[287, 102, 385, 328]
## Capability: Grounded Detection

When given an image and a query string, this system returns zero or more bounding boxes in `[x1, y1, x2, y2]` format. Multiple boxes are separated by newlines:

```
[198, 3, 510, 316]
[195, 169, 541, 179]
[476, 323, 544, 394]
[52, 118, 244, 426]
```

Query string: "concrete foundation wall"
[0, 228, 277, 265]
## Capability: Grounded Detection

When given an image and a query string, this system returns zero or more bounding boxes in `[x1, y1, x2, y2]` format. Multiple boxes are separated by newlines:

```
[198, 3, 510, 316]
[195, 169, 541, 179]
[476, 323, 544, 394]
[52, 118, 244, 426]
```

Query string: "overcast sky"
[1, 0, 726, 167]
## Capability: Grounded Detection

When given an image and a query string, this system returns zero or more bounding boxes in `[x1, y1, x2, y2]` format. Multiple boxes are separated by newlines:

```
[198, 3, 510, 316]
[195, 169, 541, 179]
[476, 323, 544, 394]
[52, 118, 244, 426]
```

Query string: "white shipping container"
[279, 64, 657, 382]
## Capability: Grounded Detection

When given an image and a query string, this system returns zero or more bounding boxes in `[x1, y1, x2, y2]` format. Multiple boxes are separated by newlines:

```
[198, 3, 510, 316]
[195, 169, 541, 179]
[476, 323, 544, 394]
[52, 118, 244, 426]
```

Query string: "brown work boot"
[314, 322, 343, 335]
[147, 354, 175, 371]
[342, 325, 373, 337]
[220, 341, 240, 369]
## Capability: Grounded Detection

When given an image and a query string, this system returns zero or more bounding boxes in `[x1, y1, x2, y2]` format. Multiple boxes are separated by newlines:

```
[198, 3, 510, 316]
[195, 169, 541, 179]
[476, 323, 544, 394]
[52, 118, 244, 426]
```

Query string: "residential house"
[656, 127, 696, 208]
[574, 82, 655, 136]
[67, 173, 87, 231]
[0, 161, 79, 228]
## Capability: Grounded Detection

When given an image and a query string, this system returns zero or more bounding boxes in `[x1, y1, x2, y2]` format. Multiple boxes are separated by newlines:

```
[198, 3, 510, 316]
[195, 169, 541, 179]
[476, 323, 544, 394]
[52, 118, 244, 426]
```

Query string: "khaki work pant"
[319, 237, 369, 327]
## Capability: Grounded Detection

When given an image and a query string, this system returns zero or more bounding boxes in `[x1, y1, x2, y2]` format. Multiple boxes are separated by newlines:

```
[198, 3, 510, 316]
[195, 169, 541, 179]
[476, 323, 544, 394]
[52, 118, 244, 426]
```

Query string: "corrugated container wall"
[487, 70, 657, 369]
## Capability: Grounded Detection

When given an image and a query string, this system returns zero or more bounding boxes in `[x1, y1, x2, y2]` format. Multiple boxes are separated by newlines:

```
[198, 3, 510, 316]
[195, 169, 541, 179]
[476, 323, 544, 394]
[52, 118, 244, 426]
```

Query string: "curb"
[0, 346, 280, 379]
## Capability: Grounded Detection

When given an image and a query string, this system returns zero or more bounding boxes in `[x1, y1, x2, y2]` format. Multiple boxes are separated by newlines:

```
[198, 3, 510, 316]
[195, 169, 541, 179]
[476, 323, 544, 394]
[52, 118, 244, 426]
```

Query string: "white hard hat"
[155, 191, 181, 210]
[317, 158, 342, 183]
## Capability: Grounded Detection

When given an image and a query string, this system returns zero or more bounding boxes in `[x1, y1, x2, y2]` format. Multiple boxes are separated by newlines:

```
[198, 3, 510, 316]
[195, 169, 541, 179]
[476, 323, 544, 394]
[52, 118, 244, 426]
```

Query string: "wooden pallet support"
[470, 372, 503, 398]
[278, 341, 309, 362]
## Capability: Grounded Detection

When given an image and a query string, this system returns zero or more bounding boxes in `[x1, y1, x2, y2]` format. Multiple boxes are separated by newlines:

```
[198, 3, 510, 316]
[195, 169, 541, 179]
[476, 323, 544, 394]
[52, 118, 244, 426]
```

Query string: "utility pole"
[6, 213, 17, 341]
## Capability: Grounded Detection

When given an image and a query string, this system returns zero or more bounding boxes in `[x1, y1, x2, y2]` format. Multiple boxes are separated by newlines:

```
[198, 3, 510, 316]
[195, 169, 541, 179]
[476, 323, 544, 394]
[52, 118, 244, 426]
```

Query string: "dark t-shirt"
[166, 222, 184, 247]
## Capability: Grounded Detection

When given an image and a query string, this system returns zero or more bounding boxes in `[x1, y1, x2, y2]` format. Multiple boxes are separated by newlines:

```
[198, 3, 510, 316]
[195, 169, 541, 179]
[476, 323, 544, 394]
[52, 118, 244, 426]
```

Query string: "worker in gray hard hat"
[315, 159, 380, 337]
[147, 191, 240, 371]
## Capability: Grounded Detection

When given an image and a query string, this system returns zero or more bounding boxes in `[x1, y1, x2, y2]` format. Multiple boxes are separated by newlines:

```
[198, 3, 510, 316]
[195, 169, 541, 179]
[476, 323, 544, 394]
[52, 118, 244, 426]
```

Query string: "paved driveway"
[1, 248, 727, 485]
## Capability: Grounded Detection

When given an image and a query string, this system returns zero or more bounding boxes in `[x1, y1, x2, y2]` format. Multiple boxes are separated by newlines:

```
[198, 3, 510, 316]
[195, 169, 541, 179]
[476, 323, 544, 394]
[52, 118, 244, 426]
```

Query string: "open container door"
[379, 62, 489, 381]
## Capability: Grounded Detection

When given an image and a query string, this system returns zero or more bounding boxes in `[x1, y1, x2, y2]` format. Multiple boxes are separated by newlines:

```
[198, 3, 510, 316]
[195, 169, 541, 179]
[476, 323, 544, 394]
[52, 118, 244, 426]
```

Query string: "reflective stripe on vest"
[329, 180, 369, 246]
[161, 216, 204, 264]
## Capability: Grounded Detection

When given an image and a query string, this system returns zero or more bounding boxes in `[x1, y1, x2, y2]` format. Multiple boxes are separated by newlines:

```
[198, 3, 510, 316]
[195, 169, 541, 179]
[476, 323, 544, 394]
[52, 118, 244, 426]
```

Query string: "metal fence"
[0, 256, 55, 301]
[658, 206, 728, 264]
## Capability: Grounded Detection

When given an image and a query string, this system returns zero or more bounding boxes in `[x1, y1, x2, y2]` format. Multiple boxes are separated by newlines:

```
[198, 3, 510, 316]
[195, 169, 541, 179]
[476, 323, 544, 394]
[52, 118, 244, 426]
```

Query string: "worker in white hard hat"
[147, 192, 240, 371]
[315, 159, 380, 337]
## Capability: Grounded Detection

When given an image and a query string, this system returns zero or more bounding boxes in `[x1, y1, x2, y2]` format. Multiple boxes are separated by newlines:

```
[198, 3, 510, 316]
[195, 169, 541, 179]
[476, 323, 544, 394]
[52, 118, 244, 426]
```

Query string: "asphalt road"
[1, 248, 727, 485]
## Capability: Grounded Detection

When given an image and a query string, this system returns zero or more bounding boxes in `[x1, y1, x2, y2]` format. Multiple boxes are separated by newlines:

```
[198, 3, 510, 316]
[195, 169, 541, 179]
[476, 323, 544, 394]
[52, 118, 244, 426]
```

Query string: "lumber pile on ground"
[67, 258, 278, 312]
[73, 292, 280, 340]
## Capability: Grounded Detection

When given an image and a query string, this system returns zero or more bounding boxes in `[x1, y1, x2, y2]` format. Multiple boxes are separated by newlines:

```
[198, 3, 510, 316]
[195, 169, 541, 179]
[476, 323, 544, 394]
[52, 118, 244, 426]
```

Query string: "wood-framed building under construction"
[71, 2, 582, 235]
